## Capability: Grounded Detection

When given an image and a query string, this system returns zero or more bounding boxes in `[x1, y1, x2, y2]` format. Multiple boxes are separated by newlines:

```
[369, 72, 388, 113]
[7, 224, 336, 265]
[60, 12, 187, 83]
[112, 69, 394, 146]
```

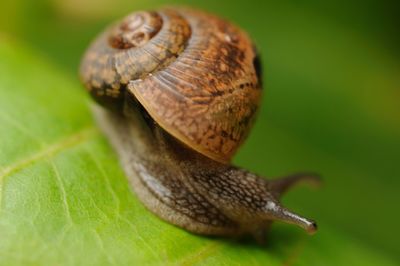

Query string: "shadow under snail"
[80, 7, 320, 241]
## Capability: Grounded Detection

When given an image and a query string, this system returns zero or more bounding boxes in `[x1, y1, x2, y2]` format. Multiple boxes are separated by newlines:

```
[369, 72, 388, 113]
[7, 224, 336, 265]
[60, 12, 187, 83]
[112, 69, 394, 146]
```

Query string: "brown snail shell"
[80, 7, 319, 240]
[80, 8, 261, 163]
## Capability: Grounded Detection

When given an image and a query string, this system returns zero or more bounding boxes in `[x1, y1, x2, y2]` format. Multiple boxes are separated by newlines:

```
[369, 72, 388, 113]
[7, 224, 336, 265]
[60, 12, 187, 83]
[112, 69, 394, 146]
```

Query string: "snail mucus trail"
[80, 8, 320, 240]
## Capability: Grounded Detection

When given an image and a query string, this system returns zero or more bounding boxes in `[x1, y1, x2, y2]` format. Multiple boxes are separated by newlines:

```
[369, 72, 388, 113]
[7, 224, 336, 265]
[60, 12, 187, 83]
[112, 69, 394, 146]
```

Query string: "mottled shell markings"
[80, 9, 191, 112]
[80, 8, 261, 163]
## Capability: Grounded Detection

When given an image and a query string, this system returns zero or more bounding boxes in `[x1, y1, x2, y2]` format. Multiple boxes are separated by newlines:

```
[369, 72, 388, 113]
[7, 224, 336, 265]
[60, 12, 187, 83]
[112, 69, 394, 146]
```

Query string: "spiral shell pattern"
[80, 8, 262, 163]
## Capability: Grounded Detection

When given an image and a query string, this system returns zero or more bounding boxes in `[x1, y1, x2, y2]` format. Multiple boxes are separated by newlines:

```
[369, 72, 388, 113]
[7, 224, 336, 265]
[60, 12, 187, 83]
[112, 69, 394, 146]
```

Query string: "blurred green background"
[1, 0, 399, 262]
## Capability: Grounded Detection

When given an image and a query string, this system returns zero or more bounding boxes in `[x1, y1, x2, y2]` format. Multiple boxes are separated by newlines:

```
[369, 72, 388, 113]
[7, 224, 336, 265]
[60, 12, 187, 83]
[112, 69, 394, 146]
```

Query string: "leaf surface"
[0, 38, 397, 266]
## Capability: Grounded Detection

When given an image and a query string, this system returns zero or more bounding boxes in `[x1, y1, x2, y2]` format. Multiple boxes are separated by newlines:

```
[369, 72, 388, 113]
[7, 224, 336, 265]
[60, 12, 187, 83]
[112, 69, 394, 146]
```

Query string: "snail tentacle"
[92, 101, 318, 237]
[269, 172, 322, 197]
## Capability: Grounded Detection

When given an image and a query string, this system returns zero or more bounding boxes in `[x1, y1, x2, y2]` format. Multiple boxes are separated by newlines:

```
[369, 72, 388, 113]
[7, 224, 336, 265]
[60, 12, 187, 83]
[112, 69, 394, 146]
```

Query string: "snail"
[80, 7, 320, 240]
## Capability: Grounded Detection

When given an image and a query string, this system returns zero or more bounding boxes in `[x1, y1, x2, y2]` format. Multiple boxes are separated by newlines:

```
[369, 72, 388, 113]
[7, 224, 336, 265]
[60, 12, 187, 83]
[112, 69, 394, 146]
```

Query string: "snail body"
[80, 7, 319, 239]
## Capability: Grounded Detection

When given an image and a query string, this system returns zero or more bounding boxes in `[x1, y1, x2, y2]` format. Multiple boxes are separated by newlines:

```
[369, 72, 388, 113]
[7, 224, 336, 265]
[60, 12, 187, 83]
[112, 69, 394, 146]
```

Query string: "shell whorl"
[108, 11, 163, 49]
[80, 8, 262, 163]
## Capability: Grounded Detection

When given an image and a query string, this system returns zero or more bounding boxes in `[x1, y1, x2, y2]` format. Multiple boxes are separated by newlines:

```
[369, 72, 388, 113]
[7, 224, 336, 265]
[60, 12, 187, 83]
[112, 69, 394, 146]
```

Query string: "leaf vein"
[177, 242, 222, 266]
[0, 127, 98, 209]
[91, 229, 117, 265]
[0, 110, 44, 145]
[85, 148, 121, 216]
[0, 127, 98, 179]
[50, 160, 73, 225]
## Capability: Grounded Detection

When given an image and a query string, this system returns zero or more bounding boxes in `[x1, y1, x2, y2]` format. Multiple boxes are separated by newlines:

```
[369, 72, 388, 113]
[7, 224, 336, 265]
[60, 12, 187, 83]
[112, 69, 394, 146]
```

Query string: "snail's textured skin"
[80, 7, 319, 239]
[92, 103, 318, 237]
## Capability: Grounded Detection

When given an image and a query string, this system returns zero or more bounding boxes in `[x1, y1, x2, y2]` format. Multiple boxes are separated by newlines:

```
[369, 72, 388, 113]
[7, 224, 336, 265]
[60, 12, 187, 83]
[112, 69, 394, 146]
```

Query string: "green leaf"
[0, 38, 397, 266]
